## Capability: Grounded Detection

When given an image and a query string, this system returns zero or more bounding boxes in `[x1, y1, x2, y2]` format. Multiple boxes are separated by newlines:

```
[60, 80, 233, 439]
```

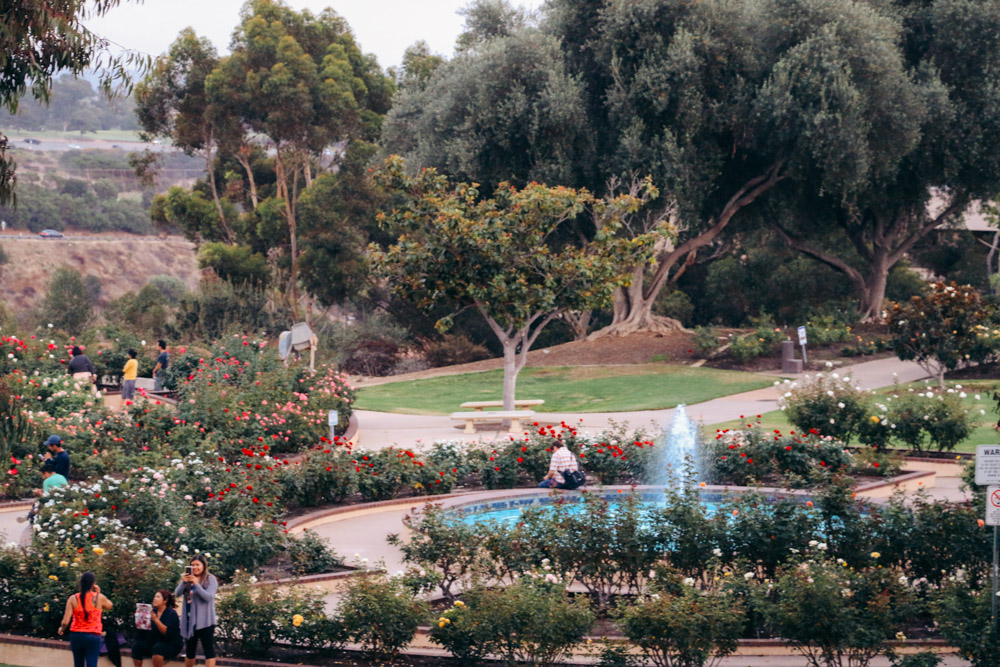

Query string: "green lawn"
[354, 364, 775, 415]
[708, 379, 1000, 454]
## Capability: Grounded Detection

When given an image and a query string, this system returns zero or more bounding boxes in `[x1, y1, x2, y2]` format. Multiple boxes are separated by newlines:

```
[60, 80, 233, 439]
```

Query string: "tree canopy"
[0, 0, 147, 203]
[371, 156, 664, 408]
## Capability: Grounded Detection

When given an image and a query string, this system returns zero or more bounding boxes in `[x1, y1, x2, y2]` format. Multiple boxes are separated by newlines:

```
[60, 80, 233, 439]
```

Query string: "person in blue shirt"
[153, 340, 169, 392]
[43, 434, 70, 478]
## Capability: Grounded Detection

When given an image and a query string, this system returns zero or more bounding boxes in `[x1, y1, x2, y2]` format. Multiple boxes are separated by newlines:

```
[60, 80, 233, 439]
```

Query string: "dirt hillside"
[0, 233, 200, 314]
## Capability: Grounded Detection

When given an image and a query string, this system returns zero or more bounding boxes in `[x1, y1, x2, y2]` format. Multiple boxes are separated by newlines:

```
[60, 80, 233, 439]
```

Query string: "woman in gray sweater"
[174, 554, 218, 667]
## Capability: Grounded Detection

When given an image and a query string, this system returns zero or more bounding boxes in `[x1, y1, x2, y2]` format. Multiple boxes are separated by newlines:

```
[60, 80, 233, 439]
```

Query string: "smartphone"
[185, 566, 192, 576]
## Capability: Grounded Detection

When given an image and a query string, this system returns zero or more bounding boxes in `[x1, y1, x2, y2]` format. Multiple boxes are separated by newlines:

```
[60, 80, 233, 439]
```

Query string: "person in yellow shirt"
[122, 349, 139, 402]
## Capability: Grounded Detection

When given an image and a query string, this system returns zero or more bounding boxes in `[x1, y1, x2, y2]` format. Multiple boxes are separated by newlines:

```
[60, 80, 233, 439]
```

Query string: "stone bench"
[459, 399, 545, 411]
[450, 410, 536, 434]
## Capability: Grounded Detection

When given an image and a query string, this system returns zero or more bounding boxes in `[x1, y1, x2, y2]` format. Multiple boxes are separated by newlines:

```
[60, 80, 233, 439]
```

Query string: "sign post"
[797, 326, 808, 365]
[976, 447, 1000, 631]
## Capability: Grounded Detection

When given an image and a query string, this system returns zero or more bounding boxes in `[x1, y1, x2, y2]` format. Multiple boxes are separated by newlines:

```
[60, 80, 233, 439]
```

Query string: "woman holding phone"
[58, 571, 113, 667]
[174, 554, 218, 667]
[132, 589, 182, 667]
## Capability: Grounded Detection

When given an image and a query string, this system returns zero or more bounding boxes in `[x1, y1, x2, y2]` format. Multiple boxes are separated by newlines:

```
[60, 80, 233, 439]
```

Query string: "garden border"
[0, 629, 960, 667]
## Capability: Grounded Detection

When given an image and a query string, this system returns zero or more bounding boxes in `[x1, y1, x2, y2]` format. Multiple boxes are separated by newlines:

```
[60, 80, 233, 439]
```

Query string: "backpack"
[561, 469, 586, 490]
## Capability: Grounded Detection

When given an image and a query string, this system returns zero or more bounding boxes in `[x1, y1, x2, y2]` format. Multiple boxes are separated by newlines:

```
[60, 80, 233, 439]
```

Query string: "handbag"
[561, 469, 586, 490]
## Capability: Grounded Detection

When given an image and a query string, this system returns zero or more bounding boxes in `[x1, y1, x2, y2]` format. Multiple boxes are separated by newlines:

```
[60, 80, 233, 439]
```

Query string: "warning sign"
[975, 446, 1000, 485]
[987, 486, 1000, 526]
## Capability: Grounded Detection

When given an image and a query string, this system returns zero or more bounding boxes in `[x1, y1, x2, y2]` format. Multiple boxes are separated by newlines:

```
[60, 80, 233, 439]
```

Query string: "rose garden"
[0, 313, 998, 667]
[5, 0, 1000, 665]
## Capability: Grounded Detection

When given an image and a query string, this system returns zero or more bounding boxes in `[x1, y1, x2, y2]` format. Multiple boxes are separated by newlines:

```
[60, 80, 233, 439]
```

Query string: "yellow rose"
[49, 575, 58, 581]
[92, 547, 104, 556]
[869, 416, 880, 423]
[43, 603, 50, 612]
[454, 600, 465, 607]
[292, 614, 304, 627]
[59, 561, 68, 568]
[870, 552, 881, 559]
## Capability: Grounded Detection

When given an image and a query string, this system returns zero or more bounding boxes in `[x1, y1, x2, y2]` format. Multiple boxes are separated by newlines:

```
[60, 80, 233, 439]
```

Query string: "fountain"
[648, 404, 700, 488]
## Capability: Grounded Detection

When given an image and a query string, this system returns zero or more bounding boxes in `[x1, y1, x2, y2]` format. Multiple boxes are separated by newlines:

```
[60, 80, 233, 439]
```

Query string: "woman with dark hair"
[132, 589, 182, 667]
[67, 346, 97, 382]
[174, 554, 218, 667]
[58, 571, 113, 667]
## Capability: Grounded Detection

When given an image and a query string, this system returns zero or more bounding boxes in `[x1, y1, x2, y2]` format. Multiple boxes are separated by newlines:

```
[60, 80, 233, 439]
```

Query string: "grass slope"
[708, 379, 1000, 454]
[355, 364, 774, 415]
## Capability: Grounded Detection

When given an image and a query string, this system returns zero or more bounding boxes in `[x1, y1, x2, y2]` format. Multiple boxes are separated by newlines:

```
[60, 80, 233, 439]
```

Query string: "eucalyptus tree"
[0, 0, 147, 203]
[134, 29, 235, 242]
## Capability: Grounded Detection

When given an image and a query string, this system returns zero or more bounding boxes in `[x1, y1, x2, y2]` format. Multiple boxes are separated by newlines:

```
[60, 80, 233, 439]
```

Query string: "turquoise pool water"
[455, 497, 724, 526]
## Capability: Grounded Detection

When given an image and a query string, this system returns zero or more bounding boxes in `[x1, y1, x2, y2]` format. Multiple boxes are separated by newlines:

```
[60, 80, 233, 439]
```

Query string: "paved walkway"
[355, 357, 935, 450]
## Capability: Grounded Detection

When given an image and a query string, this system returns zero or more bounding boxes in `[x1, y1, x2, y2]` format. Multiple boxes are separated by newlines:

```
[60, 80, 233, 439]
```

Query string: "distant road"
[0, 233, 186, 243]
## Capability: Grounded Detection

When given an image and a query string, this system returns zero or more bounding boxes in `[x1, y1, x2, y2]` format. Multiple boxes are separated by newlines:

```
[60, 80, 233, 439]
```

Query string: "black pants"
[185, 625, 216, 660]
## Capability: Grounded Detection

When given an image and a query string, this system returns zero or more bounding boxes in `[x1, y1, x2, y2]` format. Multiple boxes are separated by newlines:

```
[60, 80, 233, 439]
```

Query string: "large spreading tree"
[371, 157, 662, 409]
[767, 0, 1000, 319]
[382, 0, 946, 334]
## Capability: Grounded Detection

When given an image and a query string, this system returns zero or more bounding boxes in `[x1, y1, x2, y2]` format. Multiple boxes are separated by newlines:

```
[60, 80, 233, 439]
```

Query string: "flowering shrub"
[338, 571, 429, 660]
[172, 334, 355, 455]
[287, 530, 342, 576]
[216, 570, 340, 657]
[887, 389, 971, 452]
[932, 580, 1000, 667]
[761, 557, 918, 667]
[887, 282, 997, 385]
[616, 575, 743, 667]
[18, 374, 95, 418]
[778, 372, 869, 443]
[704, 424, 850, 487]
[430, 578, 593, 667]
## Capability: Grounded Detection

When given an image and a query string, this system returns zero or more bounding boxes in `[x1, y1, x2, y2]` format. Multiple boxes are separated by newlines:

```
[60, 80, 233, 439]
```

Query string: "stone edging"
[0, 631, 958, 666]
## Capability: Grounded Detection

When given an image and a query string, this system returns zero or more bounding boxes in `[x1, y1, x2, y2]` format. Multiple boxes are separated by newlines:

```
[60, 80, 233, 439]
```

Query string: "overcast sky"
[86, 0, 545, 71]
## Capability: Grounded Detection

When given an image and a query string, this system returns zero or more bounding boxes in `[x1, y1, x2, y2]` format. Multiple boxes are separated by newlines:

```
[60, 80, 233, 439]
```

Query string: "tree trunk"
[591, 162, 786, 339]
[858, 255, 891, 321]
[203, 140, 234, 244]
[564, 310, 592, 341]
[590, 265, 683, 338]
[274, 150, 300, 321]
[236, 148, 259, 210]
[501, 340, 518, 411]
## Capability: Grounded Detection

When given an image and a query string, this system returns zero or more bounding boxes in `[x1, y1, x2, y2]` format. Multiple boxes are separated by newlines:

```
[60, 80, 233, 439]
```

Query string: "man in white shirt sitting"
[538, 439, 581, 489]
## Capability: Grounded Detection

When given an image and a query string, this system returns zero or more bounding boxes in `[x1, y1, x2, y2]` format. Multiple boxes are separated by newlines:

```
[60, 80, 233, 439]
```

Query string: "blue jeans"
[154, 371, 165, 392]
[70, 631, 102, 667]
[121, 379, 136, 400]
[538, 478, 567, 489]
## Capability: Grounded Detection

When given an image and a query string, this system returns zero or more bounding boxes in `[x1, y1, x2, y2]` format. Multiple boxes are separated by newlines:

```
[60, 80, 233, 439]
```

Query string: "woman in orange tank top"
[58, 571, 113, 667]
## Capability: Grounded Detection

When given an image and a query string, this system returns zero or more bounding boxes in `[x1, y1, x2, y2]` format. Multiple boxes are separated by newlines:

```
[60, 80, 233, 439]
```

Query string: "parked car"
[23, 138, 40, 145]
[67, 143, 81, 149]
[38, 229, 64, 239]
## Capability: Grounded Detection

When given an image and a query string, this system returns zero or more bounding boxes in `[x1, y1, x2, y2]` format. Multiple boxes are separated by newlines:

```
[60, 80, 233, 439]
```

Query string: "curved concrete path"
[355, 357, 936, 450]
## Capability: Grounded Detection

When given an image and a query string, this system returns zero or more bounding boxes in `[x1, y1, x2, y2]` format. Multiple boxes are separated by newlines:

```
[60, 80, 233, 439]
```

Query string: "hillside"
[0, 233, 200, 313]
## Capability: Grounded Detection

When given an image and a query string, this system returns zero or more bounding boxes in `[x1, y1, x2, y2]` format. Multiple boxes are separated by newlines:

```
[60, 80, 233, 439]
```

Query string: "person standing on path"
[174, 554, 218, 667]
[153, 340, 169, 392]
[67, 346, 96, 387]
[538, 439, 581, 489]
[121, 349, 138, 402]
[58, 571, 113, 667]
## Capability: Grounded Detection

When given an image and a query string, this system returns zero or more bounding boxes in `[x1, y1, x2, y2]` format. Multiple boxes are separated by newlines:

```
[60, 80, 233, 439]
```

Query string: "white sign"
[987, 486, 1000, 526]
[797, 326, 808, 346]
[976, 445, 1000, 485]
